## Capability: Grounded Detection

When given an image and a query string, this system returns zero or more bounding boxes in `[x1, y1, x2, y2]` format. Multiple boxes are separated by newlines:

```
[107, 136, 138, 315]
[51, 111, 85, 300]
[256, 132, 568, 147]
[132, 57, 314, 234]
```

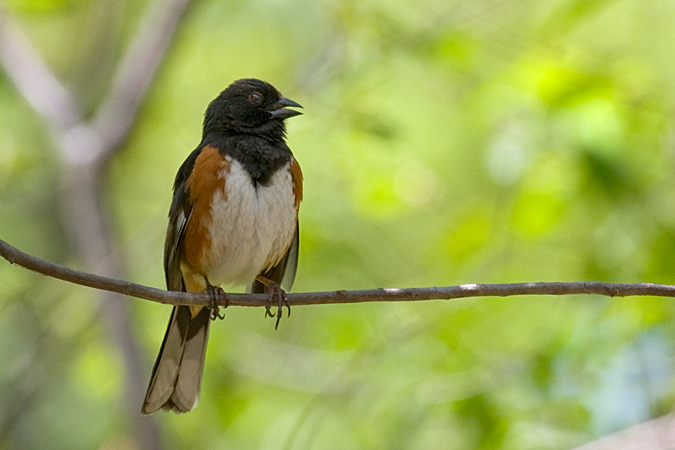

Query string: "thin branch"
[0, 238, 201, 304]
[3, 238, 675, 308]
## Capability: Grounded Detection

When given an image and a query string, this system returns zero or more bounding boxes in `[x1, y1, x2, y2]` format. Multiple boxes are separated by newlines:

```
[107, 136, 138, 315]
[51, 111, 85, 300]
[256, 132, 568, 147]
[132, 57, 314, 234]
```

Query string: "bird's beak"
[269, 96, 303, 119]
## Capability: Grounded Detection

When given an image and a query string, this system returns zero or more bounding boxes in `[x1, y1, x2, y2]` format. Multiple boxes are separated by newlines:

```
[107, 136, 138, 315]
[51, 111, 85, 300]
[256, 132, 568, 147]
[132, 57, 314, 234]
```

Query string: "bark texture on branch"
[3, 238, 675, 308]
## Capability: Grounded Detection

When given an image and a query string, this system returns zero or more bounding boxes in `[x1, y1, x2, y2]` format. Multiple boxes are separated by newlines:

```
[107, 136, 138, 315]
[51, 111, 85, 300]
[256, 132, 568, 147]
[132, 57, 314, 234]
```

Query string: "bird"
[141, 79, 303, 415]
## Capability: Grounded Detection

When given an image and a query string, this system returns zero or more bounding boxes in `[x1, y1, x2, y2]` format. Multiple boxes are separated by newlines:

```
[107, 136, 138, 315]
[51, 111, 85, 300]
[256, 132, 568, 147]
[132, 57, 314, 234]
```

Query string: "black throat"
[203, 133, 292, 186]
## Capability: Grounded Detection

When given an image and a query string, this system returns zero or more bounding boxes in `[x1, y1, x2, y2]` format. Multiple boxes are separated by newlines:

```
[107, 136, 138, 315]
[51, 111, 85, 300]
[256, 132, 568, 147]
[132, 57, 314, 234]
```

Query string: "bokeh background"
[2, 0, 675, 448]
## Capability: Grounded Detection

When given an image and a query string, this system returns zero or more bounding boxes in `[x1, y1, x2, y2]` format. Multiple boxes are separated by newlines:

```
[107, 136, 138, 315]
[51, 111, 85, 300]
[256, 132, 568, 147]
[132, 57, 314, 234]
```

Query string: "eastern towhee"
[141, 79, 303, 415]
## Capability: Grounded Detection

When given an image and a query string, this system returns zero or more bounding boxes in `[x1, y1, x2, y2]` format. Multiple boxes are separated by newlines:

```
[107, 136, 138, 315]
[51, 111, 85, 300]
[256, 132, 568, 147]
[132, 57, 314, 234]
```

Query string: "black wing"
[163, 148, 201, 291]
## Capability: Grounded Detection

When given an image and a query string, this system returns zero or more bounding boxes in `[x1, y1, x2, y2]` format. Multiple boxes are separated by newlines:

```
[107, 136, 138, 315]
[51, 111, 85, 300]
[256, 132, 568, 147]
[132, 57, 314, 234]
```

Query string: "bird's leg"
[255, 274, 290, 330]
[205, 278, 227, 320]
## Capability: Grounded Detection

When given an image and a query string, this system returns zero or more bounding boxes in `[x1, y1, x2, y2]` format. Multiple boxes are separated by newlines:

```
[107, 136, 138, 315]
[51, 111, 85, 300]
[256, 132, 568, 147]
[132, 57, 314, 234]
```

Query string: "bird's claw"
[206, 284, 228, 320]
[264, 283, 291, 330]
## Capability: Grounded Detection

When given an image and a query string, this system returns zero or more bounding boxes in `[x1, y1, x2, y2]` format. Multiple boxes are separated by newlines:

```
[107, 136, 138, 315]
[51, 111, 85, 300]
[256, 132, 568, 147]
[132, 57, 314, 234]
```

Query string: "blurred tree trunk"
[0, 0, 193, 448]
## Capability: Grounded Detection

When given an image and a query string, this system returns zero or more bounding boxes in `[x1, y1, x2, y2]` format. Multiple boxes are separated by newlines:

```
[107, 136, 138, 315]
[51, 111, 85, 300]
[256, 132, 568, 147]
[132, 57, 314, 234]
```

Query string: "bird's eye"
[249, 92, 263, 106]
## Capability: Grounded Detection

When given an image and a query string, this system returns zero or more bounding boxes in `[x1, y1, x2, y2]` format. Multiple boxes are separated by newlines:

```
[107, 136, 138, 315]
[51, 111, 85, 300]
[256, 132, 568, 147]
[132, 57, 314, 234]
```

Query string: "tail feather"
[142, 305, 211, 415]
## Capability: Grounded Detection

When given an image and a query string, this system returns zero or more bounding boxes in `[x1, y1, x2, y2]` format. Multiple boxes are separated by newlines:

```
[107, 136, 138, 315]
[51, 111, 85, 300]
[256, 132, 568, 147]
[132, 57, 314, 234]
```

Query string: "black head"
[202, 78, 302, 141]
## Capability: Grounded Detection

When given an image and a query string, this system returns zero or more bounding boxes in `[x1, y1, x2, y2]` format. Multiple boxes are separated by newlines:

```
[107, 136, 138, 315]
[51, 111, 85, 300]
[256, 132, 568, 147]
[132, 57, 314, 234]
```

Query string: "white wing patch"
[204, 157, 298, 287]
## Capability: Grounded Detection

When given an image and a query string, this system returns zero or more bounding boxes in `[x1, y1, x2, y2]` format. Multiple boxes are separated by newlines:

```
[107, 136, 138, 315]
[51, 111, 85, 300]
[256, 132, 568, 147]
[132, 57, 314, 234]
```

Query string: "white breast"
[205, 157, 298, 287]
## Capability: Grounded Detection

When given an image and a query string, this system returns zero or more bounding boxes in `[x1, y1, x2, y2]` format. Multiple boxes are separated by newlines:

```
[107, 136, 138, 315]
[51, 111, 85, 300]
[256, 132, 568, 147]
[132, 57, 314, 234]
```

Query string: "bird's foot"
[259, 279, 290, 330]
[206, 283, 228, 320]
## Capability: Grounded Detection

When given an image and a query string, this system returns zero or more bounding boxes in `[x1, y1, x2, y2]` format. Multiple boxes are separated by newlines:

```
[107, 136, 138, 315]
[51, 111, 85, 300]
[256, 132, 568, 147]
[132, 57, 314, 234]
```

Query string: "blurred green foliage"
[2, 0, 675, 448]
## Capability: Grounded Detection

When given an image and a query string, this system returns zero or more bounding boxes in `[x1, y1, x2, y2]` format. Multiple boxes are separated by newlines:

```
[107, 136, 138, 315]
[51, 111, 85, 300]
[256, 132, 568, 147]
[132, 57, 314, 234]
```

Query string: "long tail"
[141, 305, 211, 414]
